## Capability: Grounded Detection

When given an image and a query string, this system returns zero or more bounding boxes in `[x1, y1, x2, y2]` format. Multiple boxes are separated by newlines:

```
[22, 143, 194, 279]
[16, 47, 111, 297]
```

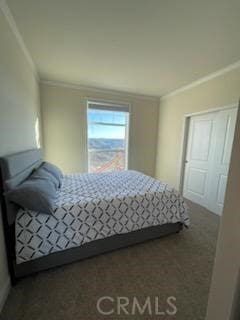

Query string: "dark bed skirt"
[14, 222, 182, 281]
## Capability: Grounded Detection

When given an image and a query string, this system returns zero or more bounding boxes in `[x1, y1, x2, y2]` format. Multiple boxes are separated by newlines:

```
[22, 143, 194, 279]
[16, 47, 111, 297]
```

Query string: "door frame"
[178, 103, 238, 195]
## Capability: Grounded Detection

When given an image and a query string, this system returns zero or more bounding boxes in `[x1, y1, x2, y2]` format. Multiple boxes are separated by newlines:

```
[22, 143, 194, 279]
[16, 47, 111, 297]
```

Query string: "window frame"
[86, 99, 130, 173]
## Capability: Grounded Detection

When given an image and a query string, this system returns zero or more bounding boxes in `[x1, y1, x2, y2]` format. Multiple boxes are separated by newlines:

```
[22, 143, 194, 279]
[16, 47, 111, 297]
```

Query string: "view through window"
[87, 102, 129, 173]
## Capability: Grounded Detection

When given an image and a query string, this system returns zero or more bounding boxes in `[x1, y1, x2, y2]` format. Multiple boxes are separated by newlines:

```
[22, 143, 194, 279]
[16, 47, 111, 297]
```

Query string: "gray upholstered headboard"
[0, 149, 43, 225]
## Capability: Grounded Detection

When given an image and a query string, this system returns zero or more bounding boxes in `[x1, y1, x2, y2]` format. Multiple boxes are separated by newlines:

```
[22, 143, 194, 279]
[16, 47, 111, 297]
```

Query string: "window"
[87, 101, 129, 173]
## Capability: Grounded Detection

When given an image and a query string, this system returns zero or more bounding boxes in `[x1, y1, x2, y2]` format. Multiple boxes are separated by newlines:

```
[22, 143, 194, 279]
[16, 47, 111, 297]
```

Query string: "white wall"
[40, 82, 159, 177]
[0, 7, 41, 309]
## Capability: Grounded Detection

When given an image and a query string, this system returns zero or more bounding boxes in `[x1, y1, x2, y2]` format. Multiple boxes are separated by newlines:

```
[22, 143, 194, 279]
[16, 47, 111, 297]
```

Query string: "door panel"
[187, 167, 207, 196]
[221, 116, 232, 164]
[208, 108, 237, 214]
[216, 174, 227, 207]
[191, 120, 213, 161]
[183, 112, 217, 207]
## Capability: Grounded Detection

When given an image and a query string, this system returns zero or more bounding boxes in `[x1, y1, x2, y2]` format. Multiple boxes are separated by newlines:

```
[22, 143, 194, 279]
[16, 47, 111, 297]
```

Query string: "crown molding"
[0, 0, 38, 79]
[40, 79, 160, 102]
[161, 60, 240, 101]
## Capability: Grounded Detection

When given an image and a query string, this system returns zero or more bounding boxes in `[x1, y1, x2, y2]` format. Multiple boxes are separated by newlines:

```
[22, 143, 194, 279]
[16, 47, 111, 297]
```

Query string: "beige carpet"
[0, 201, 219, 320]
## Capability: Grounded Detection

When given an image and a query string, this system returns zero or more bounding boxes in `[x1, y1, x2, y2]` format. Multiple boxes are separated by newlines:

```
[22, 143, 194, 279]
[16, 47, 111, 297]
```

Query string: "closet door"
[183, 112, 217, 208]
[207, 108, 238, 214]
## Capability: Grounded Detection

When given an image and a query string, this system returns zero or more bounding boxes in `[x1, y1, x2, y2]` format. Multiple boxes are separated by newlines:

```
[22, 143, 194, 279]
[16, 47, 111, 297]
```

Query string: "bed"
[0, 149, 190, 283]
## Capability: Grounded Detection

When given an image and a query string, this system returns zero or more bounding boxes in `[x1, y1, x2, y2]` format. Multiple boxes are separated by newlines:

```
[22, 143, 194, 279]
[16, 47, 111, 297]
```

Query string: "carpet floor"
[0, 201, 219, 320]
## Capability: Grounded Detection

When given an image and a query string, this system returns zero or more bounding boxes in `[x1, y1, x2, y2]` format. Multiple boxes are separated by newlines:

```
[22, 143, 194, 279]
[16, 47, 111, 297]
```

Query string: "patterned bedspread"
[15, 170, 190, 264]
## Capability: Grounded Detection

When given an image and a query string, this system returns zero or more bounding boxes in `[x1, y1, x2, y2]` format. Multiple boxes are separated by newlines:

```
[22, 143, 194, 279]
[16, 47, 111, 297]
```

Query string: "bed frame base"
[14, 222, 182, 280]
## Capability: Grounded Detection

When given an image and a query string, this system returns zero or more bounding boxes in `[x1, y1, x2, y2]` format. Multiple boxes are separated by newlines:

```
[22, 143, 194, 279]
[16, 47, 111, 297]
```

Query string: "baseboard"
[0, 276, 11, 312]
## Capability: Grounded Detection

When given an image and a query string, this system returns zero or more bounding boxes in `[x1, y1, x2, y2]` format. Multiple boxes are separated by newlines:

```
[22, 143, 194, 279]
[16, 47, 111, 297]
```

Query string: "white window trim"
[86, 99, 131, 173]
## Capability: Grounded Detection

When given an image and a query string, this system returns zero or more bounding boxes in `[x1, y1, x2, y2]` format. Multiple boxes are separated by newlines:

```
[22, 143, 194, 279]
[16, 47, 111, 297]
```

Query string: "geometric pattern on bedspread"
[15, 170, 190, 264]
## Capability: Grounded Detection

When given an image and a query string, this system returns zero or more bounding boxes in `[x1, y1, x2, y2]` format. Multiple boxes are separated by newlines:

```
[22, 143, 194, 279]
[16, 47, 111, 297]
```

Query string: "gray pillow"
[32, 165, 59, 189]
[42, 162, 63, 187]
[6, 177, 57, 214]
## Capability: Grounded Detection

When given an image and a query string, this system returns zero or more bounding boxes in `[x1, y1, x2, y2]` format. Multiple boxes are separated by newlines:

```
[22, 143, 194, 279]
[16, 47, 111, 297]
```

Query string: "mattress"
[15, 170, 190, 264]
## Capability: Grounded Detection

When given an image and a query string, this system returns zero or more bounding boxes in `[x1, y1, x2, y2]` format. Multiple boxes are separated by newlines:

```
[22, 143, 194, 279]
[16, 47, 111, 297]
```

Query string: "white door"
[183, 107, 237, 214]
[183, 112, 217, 208]
[208, 108, 238, 214]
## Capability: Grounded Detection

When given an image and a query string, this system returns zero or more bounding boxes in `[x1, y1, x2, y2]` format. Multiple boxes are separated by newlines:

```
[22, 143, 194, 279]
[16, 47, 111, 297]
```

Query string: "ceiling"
[6, 0, 240, 97]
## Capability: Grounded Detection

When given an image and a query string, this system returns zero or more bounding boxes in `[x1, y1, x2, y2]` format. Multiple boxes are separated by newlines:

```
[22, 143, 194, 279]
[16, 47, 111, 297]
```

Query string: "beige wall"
[0, 8, 41, 306]
[40, 83, 159, 177]
[155, 68, 240, 189]
[206, 105, 240, 320]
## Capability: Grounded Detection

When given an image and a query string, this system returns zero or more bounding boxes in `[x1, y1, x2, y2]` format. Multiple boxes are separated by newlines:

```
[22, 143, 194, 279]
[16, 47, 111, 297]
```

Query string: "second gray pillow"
[6, 176, 57, 214]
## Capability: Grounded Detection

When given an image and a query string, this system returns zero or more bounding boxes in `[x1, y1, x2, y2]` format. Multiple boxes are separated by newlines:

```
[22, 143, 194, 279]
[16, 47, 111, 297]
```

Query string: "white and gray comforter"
[16, 170, 190, 264]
